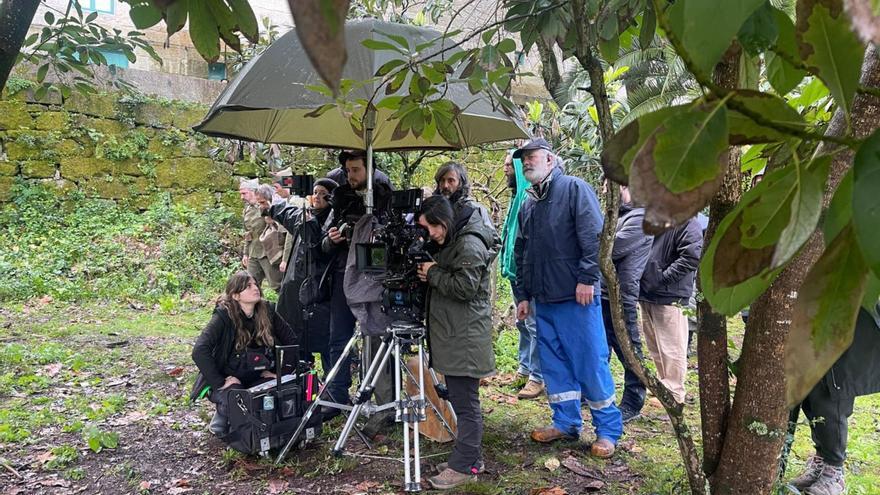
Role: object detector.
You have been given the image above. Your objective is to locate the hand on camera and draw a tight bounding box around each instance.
[221,376,241,390]
[575,283,594,306]
[260,370,277,379]
[516,301,530,321]
[279,261,287,273]
[417,262,436,281]
[328,227,345,244]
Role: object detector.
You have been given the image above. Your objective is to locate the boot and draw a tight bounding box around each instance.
[436,460,485,474]
[530,426,577,443]
[805,464,845,495]
[517,380,545,399]
[209,411,228,436]
[590,437,616,459]
[790,455,825,491]
[428,468,476,490]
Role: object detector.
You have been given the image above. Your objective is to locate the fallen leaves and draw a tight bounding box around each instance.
[267,478,289,494]
[544,457,561,472]
[530,486,567,495]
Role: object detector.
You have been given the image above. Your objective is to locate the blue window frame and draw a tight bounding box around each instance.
[97,49,129,68]
[208,62,227,81]
[76,0,115,14]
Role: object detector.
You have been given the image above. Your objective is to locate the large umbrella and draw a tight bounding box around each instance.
[193,19,529,209]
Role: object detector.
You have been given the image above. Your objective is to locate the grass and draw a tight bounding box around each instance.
[0,300,878,494]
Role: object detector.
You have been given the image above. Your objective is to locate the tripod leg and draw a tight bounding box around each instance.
[276,329,360,464]
[332,336,396,455]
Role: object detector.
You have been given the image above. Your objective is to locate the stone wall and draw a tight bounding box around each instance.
[0,88,331,211]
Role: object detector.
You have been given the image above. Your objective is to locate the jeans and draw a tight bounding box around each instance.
[516,296,542,383]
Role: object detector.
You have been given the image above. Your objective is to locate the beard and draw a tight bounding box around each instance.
[506,172,517,189]
[523,167,545,184]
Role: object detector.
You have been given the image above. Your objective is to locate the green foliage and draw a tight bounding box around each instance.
[5,77,35,96]
[82,424,119,453]
[16,2,160,100]
[97,131,152,162]
[853,128,880,278]
[0,182,236,303]
[46,445,80,470]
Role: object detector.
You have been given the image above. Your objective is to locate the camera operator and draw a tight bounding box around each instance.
[266,178,338,369]
[415,195,497,490]
[191,271,298,437]
[321,150,393,419]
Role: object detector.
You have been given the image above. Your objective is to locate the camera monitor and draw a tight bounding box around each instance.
[391,188,423,211]
[355,242,388,273]
[279,174,315,198]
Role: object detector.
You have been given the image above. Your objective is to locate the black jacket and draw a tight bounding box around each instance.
[821,304,880,399]
[322,181,393,272]
[639,217,703,305]
[326,167,392,190]
[191,302,297,390]
[602,204,653,306]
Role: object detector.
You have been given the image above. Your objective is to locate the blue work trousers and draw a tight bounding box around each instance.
[535,298,623,442]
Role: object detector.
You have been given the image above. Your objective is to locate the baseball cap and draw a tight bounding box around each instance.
[512,138,553,160]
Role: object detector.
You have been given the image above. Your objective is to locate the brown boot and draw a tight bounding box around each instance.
[530,426,577,443]
[590,437,616,459]
[428,468,476,490]
[517,380,545,399]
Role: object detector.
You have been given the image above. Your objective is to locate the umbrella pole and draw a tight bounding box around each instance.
[364,108,376,215]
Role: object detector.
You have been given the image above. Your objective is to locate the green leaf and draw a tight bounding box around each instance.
[45,11,55,25]
[864,272,880,315]
[36,64,49,83]
[784,225,868,408]
[101,432,119,449]
[853,127,880,277]
[738,1,779,55]
[377,30,410,50]
[497,38,517,53]
[164,1,188,38]
[303,104,336,118]
[599,36,620,63]
[385,69,408,95]
[601,105,682,184]
[666,0,765,77]
[795,0,865,121]
[228,0,259,44]
[188,1,220,62]
[482,27,499,44]
[823,168,852,242]
[207,0,242,52]
[129,1,162,30]
[640,6,656,48]
[650,100,729,193]
[375,59,406,77]
[86,11,98,23]
[767,8,807,95]
[599,12,619,41]
[88,436,102,453]
[727,90,806,144]
[362,39,405,54]
[375,95,404,110]
[773,155,831,267]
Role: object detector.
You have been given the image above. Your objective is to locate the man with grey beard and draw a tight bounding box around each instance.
[513,138,623,458]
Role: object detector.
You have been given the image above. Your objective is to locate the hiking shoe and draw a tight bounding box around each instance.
[436,460,485,474]
[620,405,642,424]
[791,455,826,491]
[805,465,845,495]
[517,380,545,399]
[428,468,476,489]
[590,437,616,459]
[530,426,577,443]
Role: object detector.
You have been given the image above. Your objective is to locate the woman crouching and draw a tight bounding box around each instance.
[415,195,497,490]
[192,271,298,435]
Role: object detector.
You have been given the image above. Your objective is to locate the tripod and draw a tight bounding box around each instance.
[276,321,456,492]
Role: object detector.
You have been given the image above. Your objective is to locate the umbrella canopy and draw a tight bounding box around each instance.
[193,19,528,149]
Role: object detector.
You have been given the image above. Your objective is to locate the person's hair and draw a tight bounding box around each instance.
[255,184,274,201]
[315,177,338,193]
[217,271,274,351]
[433,161,470,198]
[418,195,455,233]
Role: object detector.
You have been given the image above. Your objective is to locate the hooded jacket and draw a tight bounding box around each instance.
[425,205,499,378]
[513,167,604,304]
[601,204,653,305]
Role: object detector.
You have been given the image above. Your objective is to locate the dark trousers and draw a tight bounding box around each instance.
[327,274,356,404]
[801,383,855,467]
[446,375,483,473]
[602,297,646,412]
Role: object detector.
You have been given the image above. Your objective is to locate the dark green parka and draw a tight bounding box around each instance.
[425,205,499,379]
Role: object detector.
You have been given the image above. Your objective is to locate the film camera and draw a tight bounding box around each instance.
[278,174,315,198]
[355,189,433,323]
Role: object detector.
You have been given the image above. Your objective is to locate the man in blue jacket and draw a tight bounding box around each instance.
[513,138,623,458]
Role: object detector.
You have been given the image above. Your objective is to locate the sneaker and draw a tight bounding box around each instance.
[517,380,545,399]
[428,468,476,490]
[530,426,577,443]
[805,465,845,495]
[590,437,616,459]
[791,455,826,491]
[436,461,485,474]
[620,405,642,424]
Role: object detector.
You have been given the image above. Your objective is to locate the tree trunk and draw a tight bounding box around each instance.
[712,44,880,495]
[698,46,741,481]
[0,0,40,93]
[535,36,565,106]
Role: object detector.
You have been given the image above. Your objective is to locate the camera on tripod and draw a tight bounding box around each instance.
[355,189,432,323]
[278,173,315,198]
